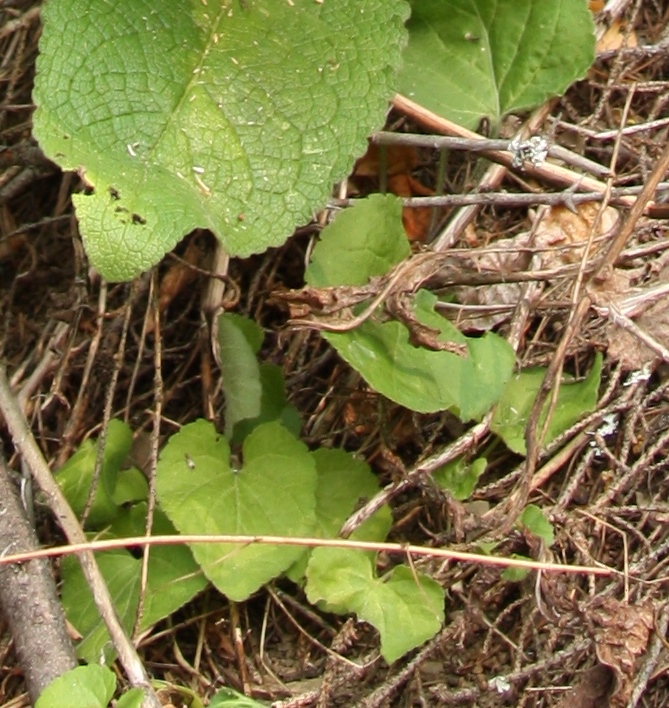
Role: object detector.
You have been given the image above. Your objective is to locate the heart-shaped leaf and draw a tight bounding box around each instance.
[156,420,317,601]
[306,547,444,663]
[306,196,516,417]
[287,448,391,581]
[491,353,602,454]
[325,289,515,418]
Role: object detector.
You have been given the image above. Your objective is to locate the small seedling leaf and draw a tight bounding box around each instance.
[55,419,132,527]
[35,665,116,708]
[434,456,488,500]
[519,504,554,546]
[156,420,317,601]
[491,353,602,454]
[400,0,595,129]
[218,312,264,440]
[501,555,531,582]
[217,313,301,443]
[306,547,444,663]
[209,688,269,708]
[33,0,409,280]
[115,690,145,708]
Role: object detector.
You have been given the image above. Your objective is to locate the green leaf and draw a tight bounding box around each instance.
[232,363,302,443]
[501,555,531,582]
[400,0,595,129]
[306,548,444,663]
[309,449,391,543]
[218,312,264,440]
[112,467,149,506]
[306,195,515,417]
[217,312,301,443]
[434,456,487,500]
[287,448,391,581]
[326,289,515,418]
[306,194,410,287]
[36,665,116,708]
[115,689,145,708]
[491,353,602,455]
[156,420,317,601]
[224,311,265,354]
[150,682,205,708]
[519,504,554,546]
[209,688,269,708]
[33,0,409,281]
[55,419,132,527]
[61,505,207,664]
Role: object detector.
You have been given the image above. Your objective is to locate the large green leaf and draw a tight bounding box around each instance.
[400,0,595,129]
[326,289,515,418]
[306,196,515,417]
[287,448,392,581]
[32,0,408,281]
[156,420,317,601]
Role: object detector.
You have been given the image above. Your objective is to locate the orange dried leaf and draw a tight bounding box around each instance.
[354,142,421,178]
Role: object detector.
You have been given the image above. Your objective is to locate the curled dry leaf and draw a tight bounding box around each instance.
[553,664,613,708]
[532,202,619,269]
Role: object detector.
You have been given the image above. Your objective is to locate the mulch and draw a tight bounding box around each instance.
[2,1,669,706]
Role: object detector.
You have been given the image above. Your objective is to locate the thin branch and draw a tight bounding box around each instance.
[0,365,162,708]
[0,532,613,576]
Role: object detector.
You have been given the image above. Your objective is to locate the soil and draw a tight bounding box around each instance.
[3,1,669,706]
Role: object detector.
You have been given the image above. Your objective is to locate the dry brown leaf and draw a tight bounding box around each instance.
[588,0,639,52]
[454,229,541,330]
[554,664,613,708]
[590,259,669,370]
[388,173,434,243]
[353,142,421,178]
[157,236,203,315]
[454,204,619,331]
[533,203,619,269]
[591,598,654,707]
[597,22,638,52]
